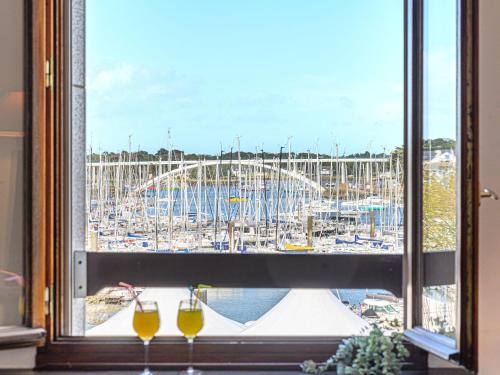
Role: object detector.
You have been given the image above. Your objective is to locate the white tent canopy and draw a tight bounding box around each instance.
[240,289,369,336]
[87,288,369,337]
[87,288,245,337]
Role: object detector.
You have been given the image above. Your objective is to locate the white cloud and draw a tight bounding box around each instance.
[88,63,135,92]
[87,63,203,118]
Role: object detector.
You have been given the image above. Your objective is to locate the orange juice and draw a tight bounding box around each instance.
[133,310,160,341]
[177,308,204,338]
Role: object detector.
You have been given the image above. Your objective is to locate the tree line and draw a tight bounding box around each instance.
[88,138,456,163]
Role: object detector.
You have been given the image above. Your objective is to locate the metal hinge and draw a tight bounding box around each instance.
[44,59,53,88]
[74,251,87,298]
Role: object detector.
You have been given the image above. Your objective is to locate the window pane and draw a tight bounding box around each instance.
[85,0,404,255]
[85,287,402,336]
[0,0,25,326]
[77,0,406,336]
[421,0,458,339]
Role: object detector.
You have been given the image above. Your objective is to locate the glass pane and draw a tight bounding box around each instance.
[0,0,25,326]
[85,0,404,255]
[76,0,406,336]
[85,287,403,336]
[421,0,458,339]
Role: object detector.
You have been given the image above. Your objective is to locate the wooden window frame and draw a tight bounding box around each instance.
[403,0,479,372]
[25,0,478,372]
[0,0,47,351]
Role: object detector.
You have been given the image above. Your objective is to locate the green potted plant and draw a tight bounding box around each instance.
[301,325,409,375]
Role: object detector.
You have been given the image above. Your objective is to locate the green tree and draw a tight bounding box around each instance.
[422,165,457,251]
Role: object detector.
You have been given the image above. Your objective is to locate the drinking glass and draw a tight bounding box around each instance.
[177,299,204,375]
[133,300,160,375]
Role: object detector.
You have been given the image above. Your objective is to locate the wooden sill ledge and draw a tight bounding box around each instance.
[0,326,45,350]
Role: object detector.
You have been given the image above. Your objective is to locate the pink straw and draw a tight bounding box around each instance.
[119,281,144,312]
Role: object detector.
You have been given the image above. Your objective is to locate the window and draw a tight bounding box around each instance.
[0,0,45,350]
[421,0,458,339]
[77,0,406,338]
[403,0,477,369]
[31,0,478,371]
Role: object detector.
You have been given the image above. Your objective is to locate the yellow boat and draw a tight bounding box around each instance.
[282,243,314,251]
[226,197,248,203]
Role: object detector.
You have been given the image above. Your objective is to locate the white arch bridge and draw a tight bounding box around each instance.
[135,159,326,194]
[86,157,390,195]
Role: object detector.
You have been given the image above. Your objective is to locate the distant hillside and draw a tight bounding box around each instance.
[87,138,455,163]
[423,138,456,150]
[88,149,388,163]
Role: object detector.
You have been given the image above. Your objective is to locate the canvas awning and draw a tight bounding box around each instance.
[240,289,369,336]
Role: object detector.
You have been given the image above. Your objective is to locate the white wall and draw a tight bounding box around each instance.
[0,347,35,369]
[478,1,500,375]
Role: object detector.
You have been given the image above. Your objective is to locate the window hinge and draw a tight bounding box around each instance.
[74,251,87,298]
[44,286,50,315]
[44,59,53,88]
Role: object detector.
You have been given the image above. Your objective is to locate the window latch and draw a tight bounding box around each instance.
[44,286,50,315]
[480,187,498,200]
[44,59,53,88]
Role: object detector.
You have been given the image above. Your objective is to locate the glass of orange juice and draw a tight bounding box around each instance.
[177,299,204,375]
[133,300,160,375]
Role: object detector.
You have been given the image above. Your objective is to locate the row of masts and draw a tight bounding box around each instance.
[86,140,403,253]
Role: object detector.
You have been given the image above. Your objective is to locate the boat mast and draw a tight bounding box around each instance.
[114,152,121,245]
[307,150,312,213]
[214,149,222,249]
[254,148,260,249]
[154,157,160,251]
[203,158,208,229]
[286,137,292,239]
[381,147,387,233]
[98,148,103,237]
[197,158,202,250]
[89,145,93,223]
[329,143,334,203]
[316,141,321,202]
[126,135,132,234]
[227,148,233,250]
[275,146,284,250]
[236,136,244,246]
[168,129,173,248]
[261,149,269,245]
[335,144,340,232]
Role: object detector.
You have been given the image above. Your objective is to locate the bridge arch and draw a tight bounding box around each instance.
[135,159,324,193]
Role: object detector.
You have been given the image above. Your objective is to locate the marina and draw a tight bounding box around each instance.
[85,141,404,255]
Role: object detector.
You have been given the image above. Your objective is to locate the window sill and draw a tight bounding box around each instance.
[404,328,459,361]
[0,326,45,350]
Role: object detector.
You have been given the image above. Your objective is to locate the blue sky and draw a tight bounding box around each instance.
[86,0,456,155]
